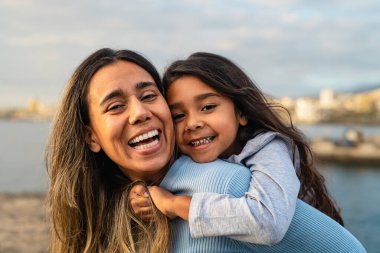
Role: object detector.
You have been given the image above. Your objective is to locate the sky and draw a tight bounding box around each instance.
[0,0,379,108]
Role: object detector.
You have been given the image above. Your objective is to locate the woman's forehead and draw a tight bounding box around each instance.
[87,61,155,101]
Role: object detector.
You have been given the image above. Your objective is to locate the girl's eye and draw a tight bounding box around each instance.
[141,92,158,101]
[172,113,185,122]
[201,104,217,112]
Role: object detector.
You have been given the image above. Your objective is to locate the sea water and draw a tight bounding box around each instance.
[0,120,379,252]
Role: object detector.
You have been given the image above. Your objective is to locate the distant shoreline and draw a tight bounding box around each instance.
[1,117,380,125]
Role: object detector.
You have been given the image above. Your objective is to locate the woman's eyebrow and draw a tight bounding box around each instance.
[99,82,156,107]
[100,89,123,106]
[136,81,156,90]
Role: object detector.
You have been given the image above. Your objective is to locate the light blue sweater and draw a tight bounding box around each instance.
[160,155,366,253]
[189,132,300,244]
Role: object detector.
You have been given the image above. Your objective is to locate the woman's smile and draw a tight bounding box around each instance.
[86,60,175,181]
[128,129,160,150]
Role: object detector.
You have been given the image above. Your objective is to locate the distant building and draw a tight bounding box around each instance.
[294,97,321,123]
[348,88,380,114]
[278,96,295,111]
[375,99,380,112]
[319,89,337,110]
[12,97,57,120]
[28,98,40,113]
[271,86,380,124]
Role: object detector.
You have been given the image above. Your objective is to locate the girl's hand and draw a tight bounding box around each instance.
[148,186,191,220]
[129,184,154,221]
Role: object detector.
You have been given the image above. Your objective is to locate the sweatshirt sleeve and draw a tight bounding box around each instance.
[189,137,300,245]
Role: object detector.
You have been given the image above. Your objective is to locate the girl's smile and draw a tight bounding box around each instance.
[189,136,215,147]
[167,76,247,163]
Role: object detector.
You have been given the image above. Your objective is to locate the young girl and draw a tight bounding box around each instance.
[131,52,343,244]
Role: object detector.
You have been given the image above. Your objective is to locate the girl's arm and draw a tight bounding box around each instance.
[130,138,299,245]
[129,183,191,221]
[189,137,300,245]
[148,186,191,220]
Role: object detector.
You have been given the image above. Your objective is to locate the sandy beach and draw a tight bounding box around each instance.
[0,193,49,253]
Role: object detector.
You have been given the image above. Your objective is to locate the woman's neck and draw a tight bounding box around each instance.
[146,156,175,185]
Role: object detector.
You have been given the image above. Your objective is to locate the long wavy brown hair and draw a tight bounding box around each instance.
[162,52,344,226]
[46,48,170,253]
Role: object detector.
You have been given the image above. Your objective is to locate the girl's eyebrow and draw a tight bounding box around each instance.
[169,92,220,109]
[194,92,221,101]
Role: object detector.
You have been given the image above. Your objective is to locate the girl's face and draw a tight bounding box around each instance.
[166,76,247,163]
[85,60,175,182]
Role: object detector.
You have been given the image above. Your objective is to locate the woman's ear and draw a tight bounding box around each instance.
[84,126,101,152]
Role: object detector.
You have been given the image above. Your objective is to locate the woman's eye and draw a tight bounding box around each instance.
[201,104,217,112]
[141,92,158,101]
[107,104,125,112]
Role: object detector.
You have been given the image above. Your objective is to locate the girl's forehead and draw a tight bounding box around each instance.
[166,76,235,111]
[168,76,218,94]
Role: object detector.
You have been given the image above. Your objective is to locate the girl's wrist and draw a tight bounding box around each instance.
[170,195,191,220]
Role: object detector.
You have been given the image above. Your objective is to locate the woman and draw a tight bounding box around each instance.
[46,48,365,253]
[46,48,174,253]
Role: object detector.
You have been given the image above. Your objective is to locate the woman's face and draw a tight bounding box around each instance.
[85,60,175,182]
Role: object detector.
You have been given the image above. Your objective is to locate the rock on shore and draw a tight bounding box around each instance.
[0,193,49,253]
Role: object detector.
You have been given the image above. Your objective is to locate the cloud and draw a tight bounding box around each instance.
[0,0,379,107]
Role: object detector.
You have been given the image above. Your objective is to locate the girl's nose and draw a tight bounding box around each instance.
[185,116,204,132]
[128,97,152,125]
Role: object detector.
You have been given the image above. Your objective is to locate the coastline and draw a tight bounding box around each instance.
[0,193,49,253]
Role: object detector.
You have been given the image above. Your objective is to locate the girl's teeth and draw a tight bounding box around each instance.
[192,137,212,146]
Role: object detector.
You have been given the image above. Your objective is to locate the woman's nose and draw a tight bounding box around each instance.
[128,97,152,125]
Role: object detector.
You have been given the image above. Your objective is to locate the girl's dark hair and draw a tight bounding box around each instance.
[162,52,344,225]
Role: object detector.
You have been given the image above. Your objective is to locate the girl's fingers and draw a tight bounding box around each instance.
[129,184,151,211]
[129,184,154,220]
[130,184,150,198]
[130,196,151,209]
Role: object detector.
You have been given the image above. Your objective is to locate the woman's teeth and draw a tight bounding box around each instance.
[129,129,159,144]
[129,129,160,150]
[133,139,159,150]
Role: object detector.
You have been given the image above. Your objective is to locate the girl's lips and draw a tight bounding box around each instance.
[189,136,215,147]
